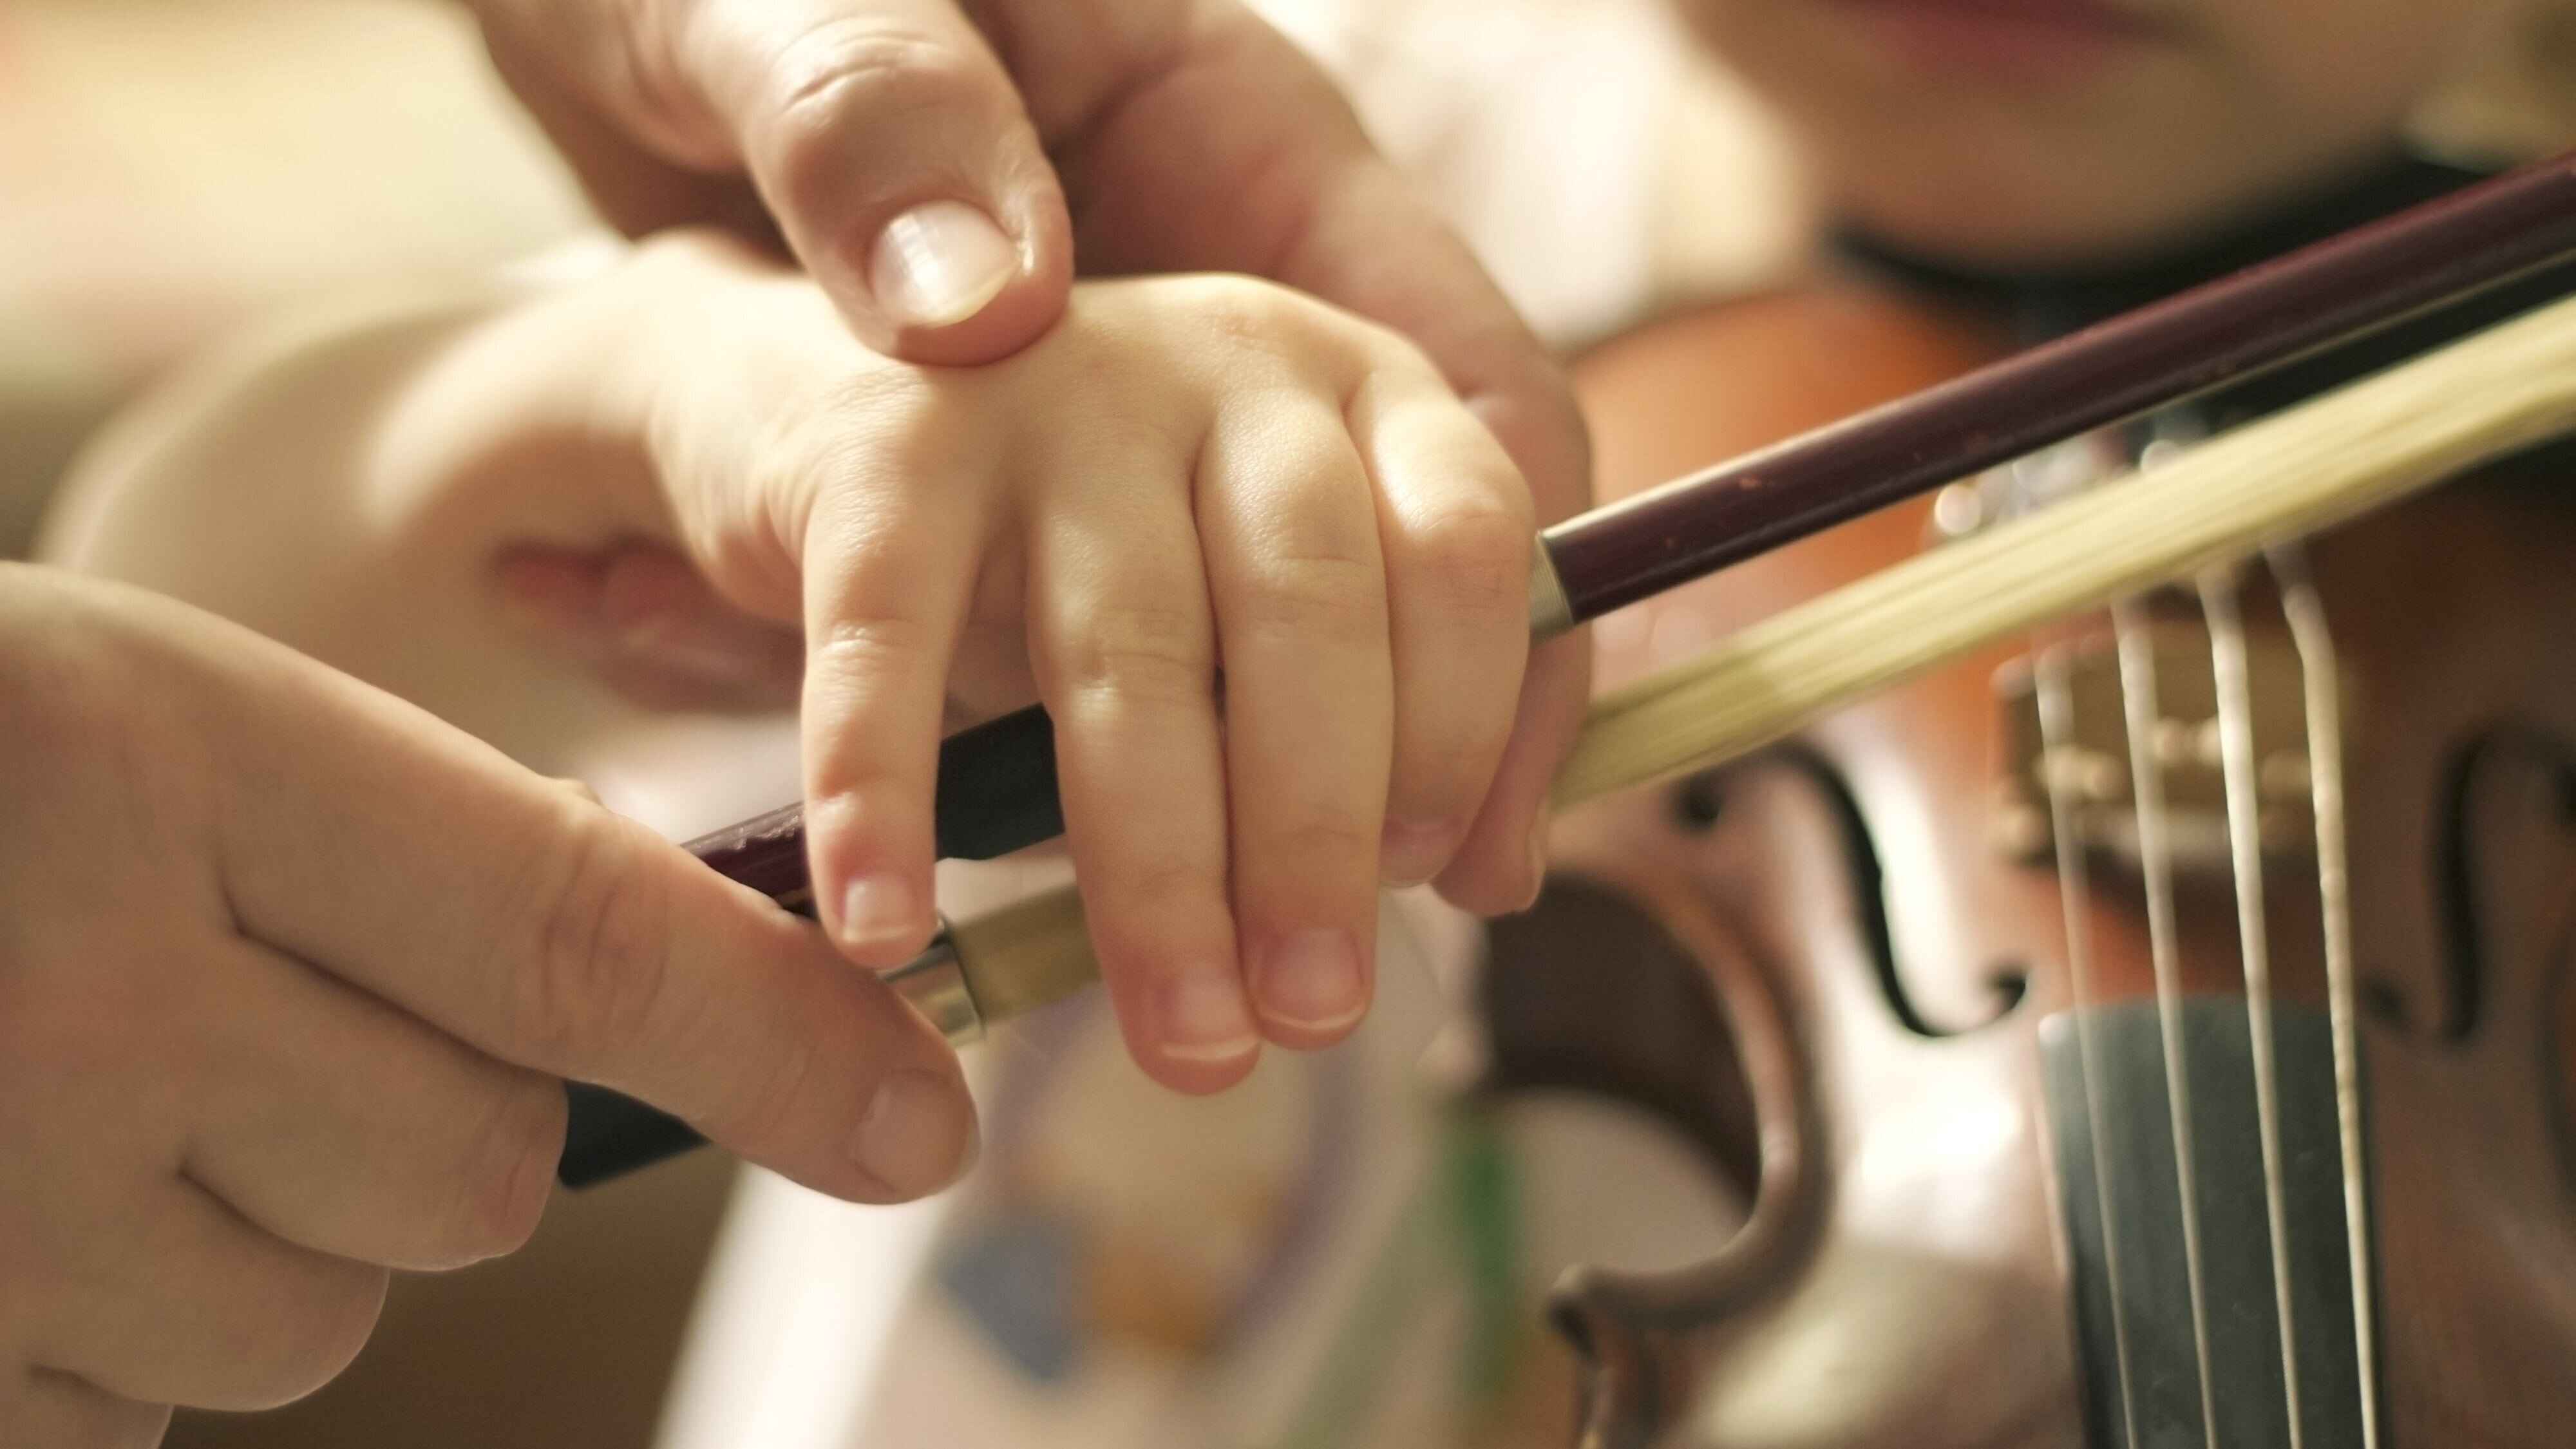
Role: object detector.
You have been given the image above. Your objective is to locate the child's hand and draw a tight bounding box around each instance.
[601,233,1559,1088]
[50,231,1582,1094]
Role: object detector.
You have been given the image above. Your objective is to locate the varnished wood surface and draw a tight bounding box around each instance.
[1542,153,2576,622]
[1536,284,2576,1447]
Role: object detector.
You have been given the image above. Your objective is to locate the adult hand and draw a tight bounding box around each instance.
[0,567,973,1445]
[466,0,1591,917]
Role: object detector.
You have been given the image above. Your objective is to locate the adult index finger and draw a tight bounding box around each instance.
[1007,0,1595,904]
[129,584,977,1204]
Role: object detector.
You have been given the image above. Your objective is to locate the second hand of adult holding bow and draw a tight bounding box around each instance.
[464,0,1594,1047]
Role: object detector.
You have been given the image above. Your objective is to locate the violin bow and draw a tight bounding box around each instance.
[561,153,2576,1186]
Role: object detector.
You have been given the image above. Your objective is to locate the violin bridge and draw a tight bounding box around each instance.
[1992,611,2318,872]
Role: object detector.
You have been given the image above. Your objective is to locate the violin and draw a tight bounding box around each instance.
[558,156,2576,1445]
[1499,241,2576,1442]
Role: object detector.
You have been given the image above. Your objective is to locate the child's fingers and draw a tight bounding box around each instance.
[1027,440,1257,1094]
[1200,400,1394,1050]
[798,477,985,967]
[1435,628,1588,913]
[1354,365,1536,889]
[1428,357,1591,917]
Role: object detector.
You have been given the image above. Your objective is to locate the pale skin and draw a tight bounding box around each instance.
[0,569,974,1446]
[23,0,2531,1438]
[461,0,1594,1024]
[21,241,1543,1437]
[585,238,1549,1081]
[52,234,1549,1092]
[13,0,1596,1438]
[23,252,1535,1437]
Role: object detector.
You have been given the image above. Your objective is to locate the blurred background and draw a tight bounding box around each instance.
[0,3,1797,1444]
[27,3,2576,1446]
[25,3,2570,1447]
[0,0,593,557]
[3,4,728,1444]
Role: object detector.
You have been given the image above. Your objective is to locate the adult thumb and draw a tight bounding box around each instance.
[685,0,1075,363]
[136,576,981,1204]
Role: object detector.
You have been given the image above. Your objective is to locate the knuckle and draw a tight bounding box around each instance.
[1080,857,1223,965]
[1195,275,1303,332]
[426,1076,564,1267]
[737,379,937,571]
[800,612,958,808]
[580,0,727,160]
[1052,605,1211,703]
[717,1023,829,1170]
[804,368,949,473]
[1233,553,1385,648]
[1188,279,1340,372]
[1396,730,1502,798]
[756,21,996,218]
[1365,323,1443,376]
[505,813,678,1077]
[240,1262,386,1410]
[1116,855,1219,918]
[1410,498,1536,621]
[810,607,937,661]
[1386,769,1501,848]
[806,614,941,692]
[1257,817,1378,873]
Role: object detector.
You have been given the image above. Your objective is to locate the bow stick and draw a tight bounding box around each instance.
[560,155,2576,1186]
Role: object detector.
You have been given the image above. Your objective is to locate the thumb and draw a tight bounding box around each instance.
[666,0,1076,363]
[147,586,974,1202]
[472,0,1073,362]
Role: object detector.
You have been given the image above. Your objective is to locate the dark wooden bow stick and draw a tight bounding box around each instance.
[560,151,2576,1188]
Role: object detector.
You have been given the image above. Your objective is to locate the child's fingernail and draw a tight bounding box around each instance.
[838,871,920,949]
[1157,967,1260,1064]
[852,1068,977,1196]
[1255,929,1366,1035]
[1380,819,1457,887]
[868,200,1018,328]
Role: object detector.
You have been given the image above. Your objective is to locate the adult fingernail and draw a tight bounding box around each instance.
[852,1068,977,1196]
[838,871,920,949]
[1380,819,1458,887]
[1157,967,1260,1064]
[868,200,1018,328]
[1254,929,1365,1034]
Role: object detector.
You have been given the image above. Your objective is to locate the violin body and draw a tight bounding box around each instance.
[1482,285,2576,1446]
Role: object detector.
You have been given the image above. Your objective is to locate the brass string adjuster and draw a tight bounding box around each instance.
[878,919,985,1045]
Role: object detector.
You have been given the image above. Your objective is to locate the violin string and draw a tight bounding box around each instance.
[2034,639,2145,1449]
[2268,542,2381,1449]
[2109,596,2221,1448]
[2200,564,2308,1449]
